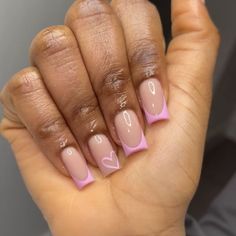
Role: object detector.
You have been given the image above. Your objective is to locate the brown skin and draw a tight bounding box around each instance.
[0,0,220,236]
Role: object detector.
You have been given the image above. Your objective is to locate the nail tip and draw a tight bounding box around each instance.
[145,98,169,124]
[122,132,148,157]
[103,167,121,177]
[73,171,95,190]
[102,160,121,177]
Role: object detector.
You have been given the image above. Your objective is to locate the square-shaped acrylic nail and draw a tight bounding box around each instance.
[88,134,120,177]
[139,78,169,124]
[115,110,148,156]
[61,147,94,189]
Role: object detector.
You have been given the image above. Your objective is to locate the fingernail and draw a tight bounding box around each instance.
[139,78,169,124]
[115,110,148,156]
[88,134,120,177]
[61,147,94,189]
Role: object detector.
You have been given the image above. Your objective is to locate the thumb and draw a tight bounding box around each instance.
[167,0,220,137]
[168,0,220,110]
[161,0,220,184]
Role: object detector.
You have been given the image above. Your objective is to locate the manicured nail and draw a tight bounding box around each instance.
[88,134,120,177]
[139,78,169,124]
[115,110,148,156]
[61,147,94,189]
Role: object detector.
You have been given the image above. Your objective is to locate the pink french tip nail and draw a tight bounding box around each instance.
[139,78,169,125]
[88,134,120,177]
[61,147,94,189]
[115,110,148,156]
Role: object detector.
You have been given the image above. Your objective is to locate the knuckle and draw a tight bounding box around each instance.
[0,86,18,124]
[173,13,203,36]
[68,95,100,123]
[98,65,130,97]
[65,0,113,26]
[30,25,74,58]
[197,22,220,41]
[173,11,221,47]
[130,38,160,66]
[114,0,158,18]
[130,38,160,77]
[196,26,221,49]
[36,116,66,140]
[0,84,7,106]
[115,0,155,9]
[8,67,42,97]
[0,118,12,140]
[209,26,221,47]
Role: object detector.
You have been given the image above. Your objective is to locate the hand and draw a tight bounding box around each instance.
[0,0,220,236]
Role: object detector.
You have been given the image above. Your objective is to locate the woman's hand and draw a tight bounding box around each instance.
[0,0,220,236]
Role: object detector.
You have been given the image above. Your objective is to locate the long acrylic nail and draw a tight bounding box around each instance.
[88,134,120,177]
[115,110,148,156]
[139,78,169,124]
[61,147,94,189]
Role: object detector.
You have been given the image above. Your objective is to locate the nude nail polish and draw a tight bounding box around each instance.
[139,78,169,124]
[61,147,94,189]
[88,134,120,177]
[115,110,148,156]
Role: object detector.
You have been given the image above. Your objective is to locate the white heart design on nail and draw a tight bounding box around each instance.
[102,151,120,169]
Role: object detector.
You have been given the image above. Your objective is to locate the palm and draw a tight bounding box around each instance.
[4,70,208,235]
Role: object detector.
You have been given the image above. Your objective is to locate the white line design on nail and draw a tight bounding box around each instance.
[66,148,73,156]
[95,135,103,144]
[102,151,120,169]
[148,81,156,95]
[123,111,132,127]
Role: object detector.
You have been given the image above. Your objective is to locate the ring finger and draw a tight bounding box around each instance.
[30,26,120,177]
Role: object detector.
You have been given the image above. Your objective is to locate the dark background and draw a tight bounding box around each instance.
[0,0,236,235]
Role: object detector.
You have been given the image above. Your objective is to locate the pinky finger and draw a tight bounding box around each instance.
[1,67,94,189]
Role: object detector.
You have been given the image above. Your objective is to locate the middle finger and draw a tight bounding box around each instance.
[65,0,148,156]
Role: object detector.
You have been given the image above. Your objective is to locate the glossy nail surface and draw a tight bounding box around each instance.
[61,147,94,189]
[115,110,148,156]
[88,134,120,176]
[139,78,169,124]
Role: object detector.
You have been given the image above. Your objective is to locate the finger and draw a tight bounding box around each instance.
[30,26,121,177]
[169,0,220,103]
[166,0,220,171]
[1,67,94,189]
[65,0,148,156]
[167,0,220,129]
[111,0,169,124]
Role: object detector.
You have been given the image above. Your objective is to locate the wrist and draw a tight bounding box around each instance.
[160,226,185,236]
[157,219,186,236]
